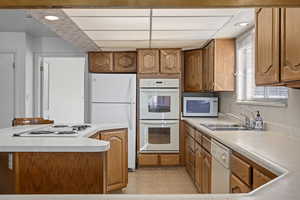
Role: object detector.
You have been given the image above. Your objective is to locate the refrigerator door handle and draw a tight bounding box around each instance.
[128,104,132,130]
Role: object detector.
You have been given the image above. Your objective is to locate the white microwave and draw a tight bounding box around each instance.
[183,97,218,117]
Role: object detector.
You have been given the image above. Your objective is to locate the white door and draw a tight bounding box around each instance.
[0,53,14,128]
[41,60,50,119]
[91,74,136,103]
[43,57,85,124]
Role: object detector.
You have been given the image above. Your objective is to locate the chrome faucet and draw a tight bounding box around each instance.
[239,113,252,129]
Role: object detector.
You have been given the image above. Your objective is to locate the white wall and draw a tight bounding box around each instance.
[0,32,26,117]
[45,57,85,124]
[220,88,300,129]
[0,33,86,120]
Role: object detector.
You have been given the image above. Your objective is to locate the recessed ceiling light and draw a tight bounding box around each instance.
[235,22,249,27]
[44,15,59,21]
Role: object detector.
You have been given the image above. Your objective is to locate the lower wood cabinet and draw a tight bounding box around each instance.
[99,129,128,192]
[194,143,203,192]
[138,153,180,166]
[253,168,273,189]
[230,174,251,193]
[202,149,212,194]
[183,121,278,195]
[230,152,278,193]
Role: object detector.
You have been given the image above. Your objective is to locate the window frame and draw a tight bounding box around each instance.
[235,28,288,107]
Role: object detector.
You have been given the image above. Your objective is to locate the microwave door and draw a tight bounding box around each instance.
[184,98,218,117]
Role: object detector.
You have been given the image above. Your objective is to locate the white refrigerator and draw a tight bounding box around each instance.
[90,74,136,170]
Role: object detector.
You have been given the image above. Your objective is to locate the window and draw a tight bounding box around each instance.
[236,29,288,103]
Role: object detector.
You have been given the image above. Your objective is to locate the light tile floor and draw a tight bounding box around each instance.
[110,167,199,194]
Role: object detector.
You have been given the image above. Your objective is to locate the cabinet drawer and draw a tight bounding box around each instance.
[160,154,180,166]
[187,125,195,138]
[230,174,251,193]
[253,168,272,189]
[138,154,159,166]
[202,135,211,153]
[195,130,202,144]
[188,135,195,152]
[231,154,251,186]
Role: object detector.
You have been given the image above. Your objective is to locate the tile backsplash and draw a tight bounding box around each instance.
[220,88,300,132]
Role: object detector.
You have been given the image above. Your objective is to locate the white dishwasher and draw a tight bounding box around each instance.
[211,139,231,194]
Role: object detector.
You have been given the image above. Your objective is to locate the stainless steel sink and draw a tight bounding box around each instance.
[200,123,252,131]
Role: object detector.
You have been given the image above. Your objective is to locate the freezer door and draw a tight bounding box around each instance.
[91,74,136,103]
[91,103,136,169]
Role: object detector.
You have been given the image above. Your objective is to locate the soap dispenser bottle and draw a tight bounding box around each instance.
[254,111,264,130]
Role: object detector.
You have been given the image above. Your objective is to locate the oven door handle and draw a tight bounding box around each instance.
[141,121,178,125]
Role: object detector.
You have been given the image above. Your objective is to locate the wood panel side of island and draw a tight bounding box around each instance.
[0,152,107,194]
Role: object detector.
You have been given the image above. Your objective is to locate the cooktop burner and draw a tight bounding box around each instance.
[71,125,91,131]
[29,131,54,135]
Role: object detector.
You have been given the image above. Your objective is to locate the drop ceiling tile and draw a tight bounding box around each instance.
[152,9,240,16]
[152,30,215,40]
[152,17,231,30]
[63,9,150,16]
[85,31,149,40]
[151,40,207,48]
[214,9,255,38]
[95,40,149,48]
[70,17,149,30]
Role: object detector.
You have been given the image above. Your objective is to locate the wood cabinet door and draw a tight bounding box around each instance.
[201,149,211,194]
[255,8,280,85]
[202,47,209,91]
[137,49,159,73]
[114,52,137,72]
[160,49,181,74]
[194,143,203,193]
[214,39,235,91]
[208,41,215,91]
[253,168,272,189]
[281,8,300,82]
[230,174,251,193]
[100,129,128,192]
[89,52,113,73]
[184,50,204,91]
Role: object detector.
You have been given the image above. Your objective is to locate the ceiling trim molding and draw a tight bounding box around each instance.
[0,0,299,8]
[29,9,101,52]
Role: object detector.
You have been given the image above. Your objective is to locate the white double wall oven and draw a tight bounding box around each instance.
[139,79,180,153]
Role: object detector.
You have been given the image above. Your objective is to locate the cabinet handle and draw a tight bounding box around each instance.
[232,186,241,193]
[263,64,273,74]
[285,60,300,71]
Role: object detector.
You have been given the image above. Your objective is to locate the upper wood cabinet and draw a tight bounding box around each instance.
[255,8,280,85]
[184,50,204,92]
[89,52,114,73]
[137,49,182,74]
[160,49,181,74]
[255,8,300,87]
[89,52,137,73]
[114,52,137,72]
[99,129,128,192]
[185,39,235,92]
[281,8,300,82]
[137,49,160,73]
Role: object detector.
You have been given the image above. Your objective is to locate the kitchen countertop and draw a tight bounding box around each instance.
[0,123,128,152]
[1,116,300,200]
